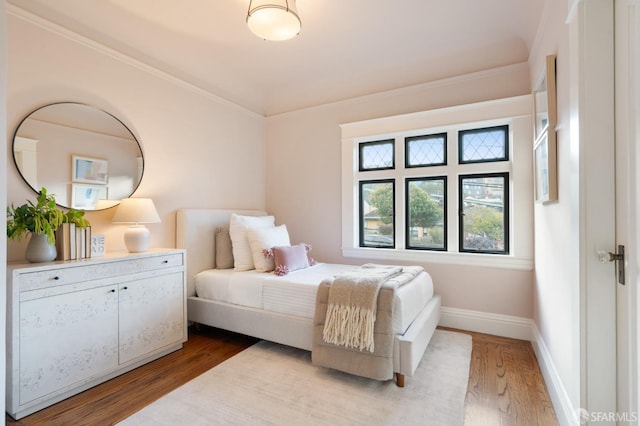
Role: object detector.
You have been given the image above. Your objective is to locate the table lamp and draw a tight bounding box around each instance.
[112,198,161,252]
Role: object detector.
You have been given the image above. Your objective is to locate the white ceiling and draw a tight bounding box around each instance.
[8,0,546,116]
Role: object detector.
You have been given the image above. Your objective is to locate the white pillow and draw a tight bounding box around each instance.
[229,214,275,271]
[247,225,290,272]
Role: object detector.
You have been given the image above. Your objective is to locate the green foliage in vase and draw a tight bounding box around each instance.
[7,188,91,245]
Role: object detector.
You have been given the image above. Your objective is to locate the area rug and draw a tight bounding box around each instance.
[119,329,471,426]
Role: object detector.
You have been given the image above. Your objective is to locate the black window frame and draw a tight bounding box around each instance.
[404,133,447,168]
[358,139,395,172]
[359,179,395,248]
[405,176,448,251]
[458,125,509,164]
[458,172,510,255]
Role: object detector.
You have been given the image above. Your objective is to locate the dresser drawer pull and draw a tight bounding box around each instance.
[162,260,169,264]
[110,289,116,293]
[53,276,60,280]
[122,286,128,290]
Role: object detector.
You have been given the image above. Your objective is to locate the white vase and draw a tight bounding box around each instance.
[25,233,57,263]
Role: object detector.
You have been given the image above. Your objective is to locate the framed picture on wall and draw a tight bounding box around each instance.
[533,54,557,141]
[534,129,558,203]
[72,155,108,185]
[71,184,108,209]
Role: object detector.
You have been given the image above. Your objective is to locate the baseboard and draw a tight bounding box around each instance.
[530,323,576,426]
[439,306,533,340]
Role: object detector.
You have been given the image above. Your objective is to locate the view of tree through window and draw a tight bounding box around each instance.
[360,180,394,247]
[459,173,508,254]
[406,178,446,250]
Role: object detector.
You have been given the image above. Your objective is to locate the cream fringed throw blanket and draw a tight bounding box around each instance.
[322,264,421,353]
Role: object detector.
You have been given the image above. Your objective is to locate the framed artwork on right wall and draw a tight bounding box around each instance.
[534,128,558,203]
[533,54,558,203]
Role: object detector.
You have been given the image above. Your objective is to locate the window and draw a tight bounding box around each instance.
[356,125,510,255]
[459,173,508,254]
[340,96,533,270]
[406,177,446,250]
[405,133,447,167]
[359,140,394,171]
[459,125,508,163]
[360,180,395,248]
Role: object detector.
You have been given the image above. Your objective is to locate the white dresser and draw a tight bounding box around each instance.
[6,249,187,420]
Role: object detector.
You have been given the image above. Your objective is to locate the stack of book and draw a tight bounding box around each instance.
[55,224,92,261]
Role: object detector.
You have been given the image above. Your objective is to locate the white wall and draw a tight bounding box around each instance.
[529,0,580,416]
[265,64,535,319]
[1,0,9,416]
[6,10,266,261]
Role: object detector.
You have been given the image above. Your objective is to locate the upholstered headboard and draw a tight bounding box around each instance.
[176,208,268,297]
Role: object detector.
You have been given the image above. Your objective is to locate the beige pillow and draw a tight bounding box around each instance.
[215,227,234,269]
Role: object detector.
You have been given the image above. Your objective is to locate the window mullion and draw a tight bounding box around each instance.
[396,177,405,249]
[448,130,460,252]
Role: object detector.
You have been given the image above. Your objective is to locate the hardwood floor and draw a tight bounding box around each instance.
[446,328,559,426]
[7,326,558,426]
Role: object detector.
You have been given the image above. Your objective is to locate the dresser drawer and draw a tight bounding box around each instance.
[18,252,184,292]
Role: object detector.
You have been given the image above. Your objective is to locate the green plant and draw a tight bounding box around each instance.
[7,188,90,245]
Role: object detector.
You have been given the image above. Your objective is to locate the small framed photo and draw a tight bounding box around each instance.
[533,55,557,141]
[72,155,109,184]
[71,184,108,209]
[534,129,558,203]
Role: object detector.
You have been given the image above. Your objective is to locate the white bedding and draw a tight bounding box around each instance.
[194,263,434,334]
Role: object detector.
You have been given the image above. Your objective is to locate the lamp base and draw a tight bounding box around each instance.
[124,225,151,253]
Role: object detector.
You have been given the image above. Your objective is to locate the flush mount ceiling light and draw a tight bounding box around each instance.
[247,0,301,41]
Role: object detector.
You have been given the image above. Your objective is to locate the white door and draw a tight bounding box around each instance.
[614,0,639,420]
[575,0,617,420]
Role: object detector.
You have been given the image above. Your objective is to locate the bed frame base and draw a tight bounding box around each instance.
[188,297,314,350]
[189,294,441,387]
[177,209,441,387]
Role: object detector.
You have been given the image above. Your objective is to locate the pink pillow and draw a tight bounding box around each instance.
[268,243,316,276]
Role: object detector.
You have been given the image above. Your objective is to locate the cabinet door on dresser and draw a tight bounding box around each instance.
[118,271,185,364]
[18,284,119,405]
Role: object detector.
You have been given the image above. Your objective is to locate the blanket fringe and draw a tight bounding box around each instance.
[323,304,376,353]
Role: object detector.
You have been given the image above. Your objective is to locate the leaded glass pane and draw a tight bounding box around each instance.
[459,125,508,163]
[359,140,394,171]
[405,133,446,167]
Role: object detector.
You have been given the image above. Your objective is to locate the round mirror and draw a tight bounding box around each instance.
[12,103,143,210]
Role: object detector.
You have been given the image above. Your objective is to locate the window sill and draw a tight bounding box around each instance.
[342,247,533,271]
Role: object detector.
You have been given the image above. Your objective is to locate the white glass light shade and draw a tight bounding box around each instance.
[112,198,161,253]
[247,0,301,41]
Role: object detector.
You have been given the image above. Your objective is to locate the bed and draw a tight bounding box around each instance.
[176,208,441,386]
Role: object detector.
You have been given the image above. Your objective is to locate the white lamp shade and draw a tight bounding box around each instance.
[247,0,301,41]
[112,198,161,224]
[112,198,160,253]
